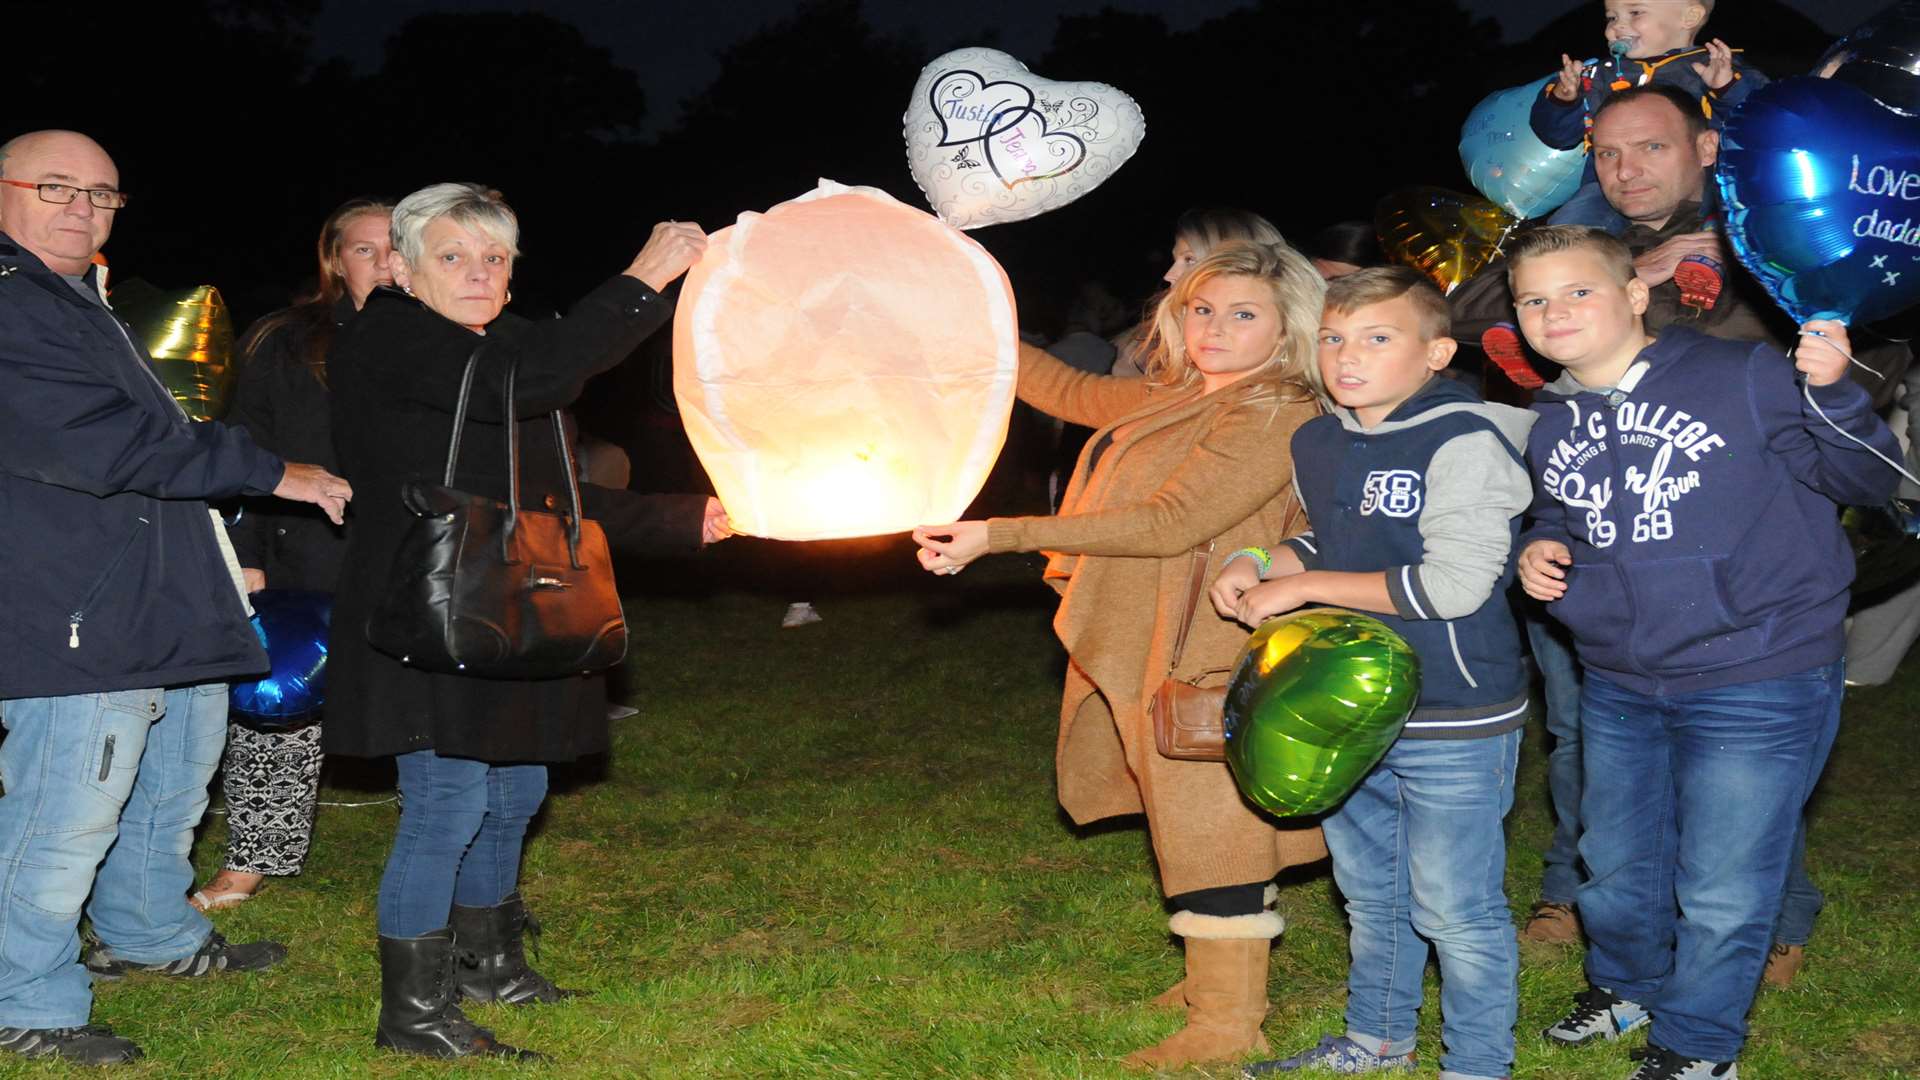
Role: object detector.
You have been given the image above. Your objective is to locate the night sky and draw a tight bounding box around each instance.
[312,0,1880,135]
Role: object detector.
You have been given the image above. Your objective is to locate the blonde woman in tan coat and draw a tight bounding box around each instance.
[915,242,1330,1070]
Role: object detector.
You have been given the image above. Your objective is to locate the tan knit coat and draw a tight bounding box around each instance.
[988,345,1328,896]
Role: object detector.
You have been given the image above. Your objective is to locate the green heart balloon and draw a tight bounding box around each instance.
[1223,608,1421,818]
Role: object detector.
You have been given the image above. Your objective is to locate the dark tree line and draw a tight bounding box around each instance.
[11,0,1832,336]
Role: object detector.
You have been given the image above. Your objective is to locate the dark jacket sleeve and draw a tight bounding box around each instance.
[0,309,284,500]
[1448,256,1517,347]
[1749,344,1901,507]
[1529,80,1587,150]
[225,320,298,568]
[1707,60,1767,119]
[580,485,708,556]
[346,277,669,423]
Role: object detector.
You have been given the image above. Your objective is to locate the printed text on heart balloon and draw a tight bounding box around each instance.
[1850,155,1920,246]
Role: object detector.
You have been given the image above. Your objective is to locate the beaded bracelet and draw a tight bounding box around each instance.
[1225,545,1273,577]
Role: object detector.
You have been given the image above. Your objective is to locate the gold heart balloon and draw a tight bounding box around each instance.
[110,281,237,421]
[1374,187,1518,295]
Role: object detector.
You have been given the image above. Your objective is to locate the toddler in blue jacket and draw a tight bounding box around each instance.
[1511,226,1896,1080]
[1218,267,1535,1080]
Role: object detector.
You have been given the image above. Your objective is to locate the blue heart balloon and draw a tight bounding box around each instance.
[1459,75,1588,219]
[1717,76,1920,324]
[230,588,331,728]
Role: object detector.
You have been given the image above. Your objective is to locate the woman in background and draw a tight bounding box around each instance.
[1110,207,1286,377]
[193,197,394,911]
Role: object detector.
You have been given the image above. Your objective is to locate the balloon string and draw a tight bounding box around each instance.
[1801,380,1920,488]
[1494,221,1517,257]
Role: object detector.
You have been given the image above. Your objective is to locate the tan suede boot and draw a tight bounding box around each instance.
[1147,887,1278,1011]
[1122,910,1283,1070]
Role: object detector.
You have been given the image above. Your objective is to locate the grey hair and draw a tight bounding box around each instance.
[390,182,520,266]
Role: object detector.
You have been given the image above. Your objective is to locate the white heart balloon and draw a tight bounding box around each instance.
[904,47,1146,230]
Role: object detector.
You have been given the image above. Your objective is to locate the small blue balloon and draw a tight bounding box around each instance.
[1717,76,1920,325]
[1459,76,1588,220]
[230,589,330,727]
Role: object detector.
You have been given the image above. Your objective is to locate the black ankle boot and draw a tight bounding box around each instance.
[375,930,544,1060]
[452,892,581,1005]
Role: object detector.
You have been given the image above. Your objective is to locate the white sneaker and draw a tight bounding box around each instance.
[781,602,823,629]
[1625,1045,1737,1079]
[1543,986,1650,1046]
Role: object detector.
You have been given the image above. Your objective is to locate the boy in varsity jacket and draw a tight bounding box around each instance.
[1510,226,1895,1080]
[1219,267,1535,1080]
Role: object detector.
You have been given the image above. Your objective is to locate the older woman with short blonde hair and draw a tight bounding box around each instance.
[915,242,1330,1070]
[326,182,728,1061]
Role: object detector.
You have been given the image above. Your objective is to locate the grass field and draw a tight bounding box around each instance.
[20,536,1920,1078]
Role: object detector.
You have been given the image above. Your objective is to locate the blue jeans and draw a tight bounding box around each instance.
[1774,818,1823,947]
[1546,180,1628,231]
[1323,731,1523,1080]
[377,749,548,938]
[1525,609,1585,905]
[0,686,226,1028]
[1577,662,1844,1062]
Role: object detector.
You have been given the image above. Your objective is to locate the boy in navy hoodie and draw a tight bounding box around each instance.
[1532,0,1764,229]
[1218,267,1535,1080]
[1510,226,1896,1080]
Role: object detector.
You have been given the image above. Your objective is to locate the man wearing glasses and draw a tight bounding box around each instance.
[0,129,353,1065]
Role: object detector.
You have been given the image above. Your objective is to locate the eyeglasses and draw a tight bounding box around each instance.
[0,180,129,210]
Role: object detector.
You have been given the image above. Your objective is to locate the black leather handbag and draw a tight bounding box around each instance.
[365,347,627,678]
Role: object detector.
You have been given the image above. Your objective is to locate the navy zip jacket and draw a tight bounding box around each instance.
[1523,326,1898,695]
[0,234,284,699]
[1282,377,1536,738]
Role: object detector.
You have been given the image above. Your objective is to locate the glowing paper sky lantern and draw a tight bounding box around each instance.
[673,180,1018,540]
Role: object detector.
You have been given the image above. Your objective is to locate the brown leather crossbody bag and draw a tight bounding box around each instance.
[1150,498,1302,761]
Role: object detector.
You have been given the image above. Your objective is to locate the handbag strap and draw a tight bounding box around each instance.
[1164,485,1307,678]
[440,344,588,569]
[441,345,489,486]
[1166,540,1215,677]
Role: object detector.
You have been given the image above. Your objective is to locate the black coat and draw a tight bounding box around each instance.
[227,296,355,591]
[0,234,280,697]
[324,277,706,762]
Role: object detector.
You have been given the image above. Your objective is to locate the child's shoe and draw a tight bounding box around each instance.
[1518,900,1581,944]
[1672,255,1724,313]
[1760,941,1804,988]
[780,601,823,628]
[1625,1045,1737,1079]
[1479,323,1546,389]
[1542,986,1650,1046]
[1244,1034,1415,1075]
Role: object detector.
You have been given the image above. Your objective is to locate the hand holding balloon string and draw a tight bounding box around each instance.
[1795,321,1920,488]
[913,521,988,576]
[1211,546,1306,625]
